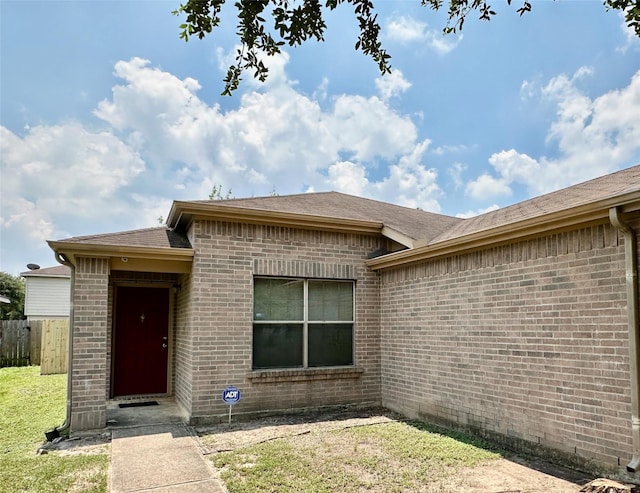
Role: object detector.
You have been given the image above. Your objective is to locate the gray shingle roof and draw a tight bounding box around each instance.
[52,165,639,251]
[432,165,640,244]
[55,227,191,249]
[193,192,463,243]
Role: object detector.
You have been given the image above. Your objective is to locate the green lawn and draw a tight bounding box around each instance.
[0,366,108,493]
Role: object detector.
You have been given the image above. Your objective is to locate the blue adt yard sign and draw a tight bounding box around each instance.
[222,386,241,425]
[222,386,241,405]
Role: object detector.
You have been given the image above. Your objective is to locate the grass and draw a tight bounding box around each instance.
[212,419,502,493]
[0,366,108,493]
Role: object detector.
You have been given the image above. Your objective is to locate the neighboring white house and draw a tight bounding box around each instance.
[20,265,71,321]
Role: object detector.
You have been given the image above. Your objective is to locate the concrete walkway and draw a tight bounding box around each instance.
[110,423,226,492]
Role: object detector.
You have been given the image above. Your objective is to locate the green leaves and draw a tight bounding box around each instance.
[353,1,392,76]
[423,0,534,34]
[173,0,223,42]
[174,0,639,95]
[0,272,25,320]
[605,0,640,37]
[174,0,392,95]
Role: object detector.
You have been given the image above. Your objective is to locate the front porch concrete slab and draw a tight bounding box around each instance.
[109,423,225,493]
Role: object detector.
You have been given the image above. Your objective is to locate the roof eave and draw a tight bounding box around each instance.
[167,201,384,235]
[21,273,70,279]
[47,241,195,263]
[367,190,640,271]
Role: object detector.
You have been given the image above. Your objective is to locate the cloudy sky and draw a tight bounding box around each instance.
[1,1,640,276]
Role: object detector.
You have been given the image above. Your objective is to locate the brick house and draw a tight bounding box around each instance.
[48,165,640,474]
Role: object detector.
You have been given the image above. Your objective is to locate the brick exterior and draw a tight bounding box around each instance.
[380,222,633,468]
[186,220,382,422]
[70,257,110,430]
[174,269,193,416]
[65,208,640,474]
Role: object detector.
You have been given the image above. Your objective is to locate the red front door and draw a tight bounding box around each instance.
[113,286,169,397]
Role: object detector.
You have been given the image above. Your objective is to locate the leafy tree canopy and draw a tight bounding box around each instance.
[174,0,640,95]
[0,272,25,320]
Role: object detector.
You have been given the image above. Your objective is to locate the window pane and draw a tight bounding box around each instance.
[253,324,303,369]
[308,281,353,321]
[308,323,353,367]
[254,278,303,321]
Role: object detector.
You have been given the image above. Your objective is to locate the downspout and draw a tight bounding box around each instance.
[53,252,75,437]
[610,207,640,472]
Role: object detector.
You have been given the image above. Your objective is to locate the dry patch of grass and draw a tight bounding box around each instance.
[201,410,589,493]
[207,414,501,493]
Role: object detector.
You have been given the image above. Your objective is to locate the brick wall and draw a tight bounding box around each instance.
[71,257,110,431]
[187,220,382,422]
[380,222,633,469]
[174,270,193,415]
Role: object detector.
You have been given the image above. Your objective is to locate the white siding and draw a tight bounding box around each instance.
[24,277,70,317]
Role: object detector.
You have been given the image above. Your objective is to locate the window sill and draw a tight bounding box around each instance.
[247,367,364,383]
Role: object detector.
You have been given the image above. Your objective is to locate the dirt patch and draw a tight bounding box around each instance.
[196,408,597,493]
[198,409,394,453]
[39,432,111,457]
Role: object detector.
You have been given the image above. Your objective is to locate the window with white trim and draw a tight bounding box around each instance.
[252,277,354,369]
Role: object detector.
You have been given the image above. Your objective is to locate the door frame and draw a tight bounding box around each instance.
[110,282,174,398]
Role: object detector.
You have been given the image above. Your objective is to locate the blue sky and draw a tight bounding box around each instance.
[1,0,639,276]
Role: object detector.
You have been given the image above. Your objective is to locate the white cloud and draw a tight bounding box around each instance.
[0,122,146,272]
[327,139,442,211]
[89,56,425,201]
[375,70,411,101]
[448,162,467,189]
[2,53,446,272]
[467,67,640,198]
[519,79,537,101]
[487,150,540,186]
[314,77,329,101]
[465,173,512,200]
[433,144,473,155]
[328,94,417,161]
[327,161,367,197]
[378,140,441,211]
[0,197,54,244]
[0,123,144,228]
[385,15,428,44]
[384,15,461,54]
[428,31,462,55]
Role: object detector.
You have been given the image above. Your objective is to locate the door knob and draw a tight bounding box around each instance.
[162,343,168,349]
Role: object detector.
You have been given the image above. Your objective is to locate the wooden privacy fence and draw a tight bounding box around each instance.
[40,319,68,375]
[0,320,40,367]
[0,319,68,374]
